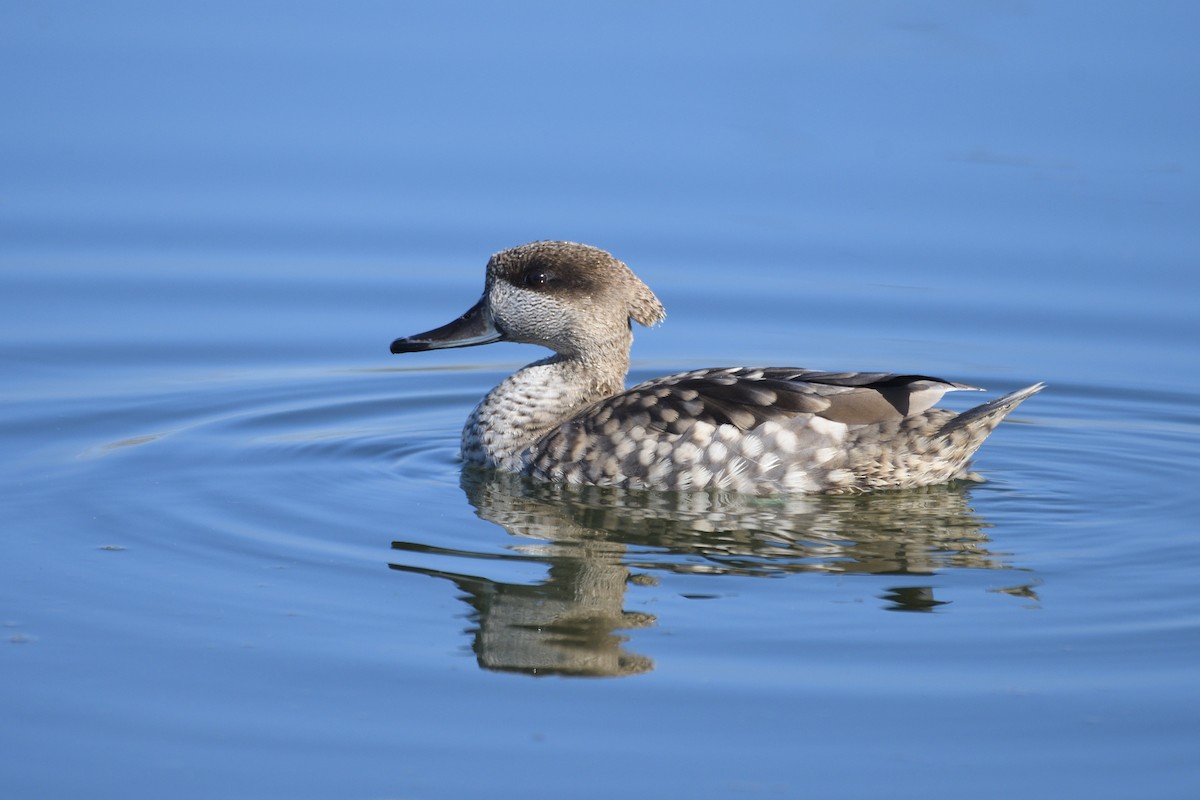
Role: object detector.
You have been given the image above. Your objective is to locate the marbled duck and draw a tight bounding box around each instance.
[390,241,1043,494]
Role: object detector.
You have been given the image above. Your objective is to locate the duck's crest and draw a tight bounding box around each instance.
[622,258,666,327]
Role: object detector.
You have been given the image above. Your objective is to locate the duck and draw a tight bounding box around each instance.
[390,241,1043,494]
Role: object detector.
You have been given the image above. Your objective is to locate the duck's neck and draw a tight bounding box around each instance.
[461,335,631,469]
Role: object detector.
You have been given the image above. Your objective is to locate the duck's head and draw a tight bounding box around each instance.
[390,241,665,358]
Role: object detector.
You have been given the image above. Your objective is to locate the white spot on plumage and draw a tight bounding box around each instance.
[614,437,636,460]
[726,455,749,479]
[814,446,839,464]
[809,415,848,440]
[738,436,763,460]
[772,427,798,454]
[690,422,715,445]
[783,467,817,493]
[825,469,855,488]
[637,446,656,467]
[757,452,781,473]
[675,442,700,464]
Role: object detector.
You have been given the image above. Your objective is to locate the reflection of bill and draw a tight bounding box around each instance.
[389,471,1037,677]
[389,545,654,678]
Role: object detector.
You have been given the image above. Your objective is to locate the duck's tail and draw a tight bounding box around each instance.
[836,382,1043,491]
[935,382,1045,482]
[940,382,1045,437]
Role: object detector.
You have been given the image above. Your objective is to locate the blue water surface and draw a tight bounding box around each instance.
[3,3,1199,799]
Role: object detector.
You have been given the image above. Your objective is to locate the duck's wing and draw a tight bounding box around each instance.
[613,368,982,434]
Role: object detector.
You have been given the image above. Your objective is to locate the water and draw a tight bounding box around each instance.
[4,3,1199,799]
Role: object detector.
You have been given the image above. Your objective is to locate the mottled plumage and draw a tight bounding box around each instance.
[391,241,1043,494]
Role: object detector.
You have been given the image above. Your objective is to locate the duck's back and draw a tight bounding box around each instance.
[520,368,1043,494]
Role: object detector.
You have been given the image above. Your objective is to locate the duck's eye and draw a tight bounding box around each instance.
[524,269,549,288]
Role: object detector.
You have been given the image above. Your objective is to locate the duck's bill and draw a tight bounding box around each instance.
[390,297,504,353]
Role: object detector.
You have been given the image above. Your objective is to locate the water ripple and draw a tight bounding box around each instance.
[11,361,1199,679]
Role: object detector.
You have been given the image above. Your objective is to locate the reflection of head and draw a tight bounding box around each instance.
[389,540,655,678]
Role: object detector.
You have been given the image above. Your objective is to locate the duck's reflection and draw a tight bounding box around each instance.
[389,471,1035,677]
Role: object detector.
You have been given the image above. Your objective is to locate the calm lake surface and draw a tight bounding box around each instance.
[3,3,1199,799]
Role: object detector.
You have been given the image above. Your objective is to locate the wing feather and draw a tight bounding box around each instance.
[587,368,979,431]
